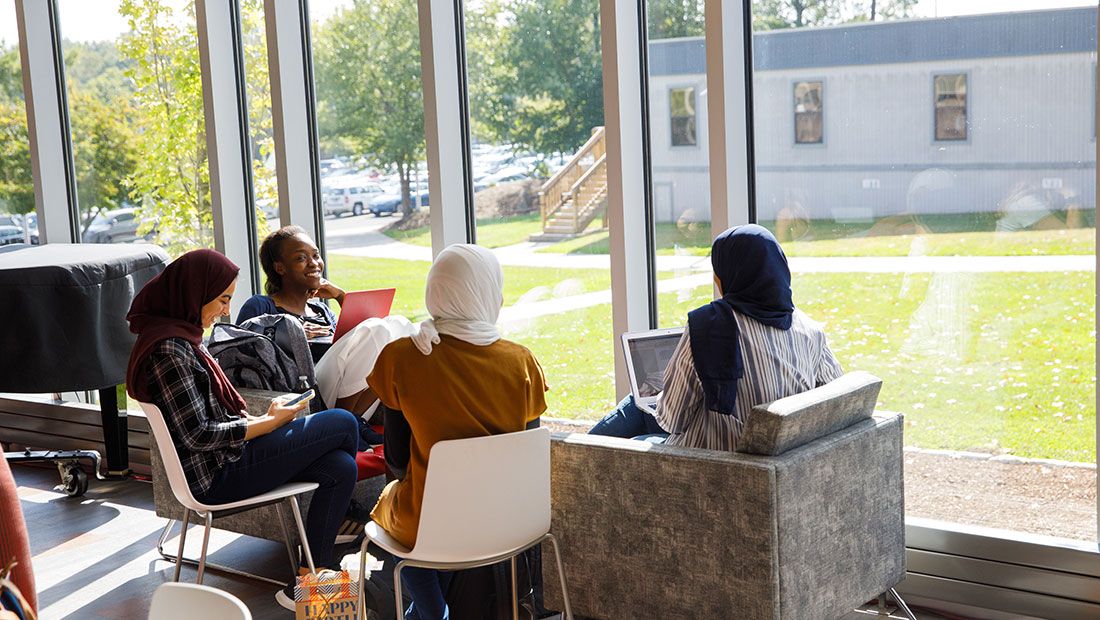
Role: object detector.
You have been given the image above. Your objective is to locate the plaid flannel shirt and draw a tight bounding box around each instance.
[147,338,248,497]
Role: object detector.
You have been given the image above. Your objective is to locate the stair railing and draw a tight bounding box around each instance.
[569,153,607,233]
[539,127,606,228]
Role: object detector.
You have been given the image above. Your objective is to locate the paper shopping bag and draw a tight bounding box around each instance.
[294,569,359,620]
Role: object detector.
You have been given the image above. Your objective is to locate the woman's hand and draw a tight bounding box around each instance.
[243,397,310,439]
[300,318,333,339]
[309,277,346,307]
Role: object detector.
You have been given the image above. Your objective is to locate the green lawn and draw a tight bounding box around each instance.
[538,221,1095,258]
[328,232,1096,463]
[383,213,544,249]
[326,254,612,322]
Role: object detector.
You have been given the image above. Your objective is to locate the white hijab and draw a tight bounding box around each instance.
[411,244,503,355]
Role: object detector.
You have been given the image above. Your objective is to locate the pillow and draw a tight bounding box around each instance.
[736,371,882,456]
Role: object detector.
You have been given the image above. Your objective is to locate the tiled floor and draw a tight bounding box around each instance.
[14,463,948,620]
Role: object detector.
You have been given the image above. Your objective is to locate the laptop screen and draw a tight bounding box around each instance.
[625,329,683,398]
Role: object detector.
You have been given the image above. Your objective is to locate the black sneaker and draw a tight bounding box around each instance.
[275,580,296,611]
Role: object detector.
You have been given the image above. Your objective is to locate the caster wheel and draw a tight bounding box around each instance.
[63,465,88,497]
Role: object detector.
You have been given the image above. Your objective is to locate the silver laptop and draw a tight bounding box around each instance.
[621,326,685,414]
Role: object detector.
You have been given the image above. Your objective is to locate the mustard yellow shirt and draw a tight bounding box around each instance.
[368,334,547,548]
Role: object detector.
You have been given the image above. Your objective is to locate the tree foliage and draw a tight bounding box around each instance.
[648,0,705,39]
[0,45,32,216]
[312,0,424,214]
[468,0,604,158]
[118,0,211,252]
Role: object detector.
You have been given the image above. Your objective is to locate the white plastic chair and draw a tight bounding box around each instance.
[357,427,573,620]
[148,582,251,620]
[140,401,319,584]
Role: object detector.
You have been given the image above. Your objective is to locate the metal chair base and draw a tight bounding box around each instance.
[155,498,315,586]
[359,532,574,620]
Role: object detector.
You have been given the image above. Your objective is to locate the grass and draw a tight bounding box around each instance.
[331,215,1096,462]
[326,254,612,322]
[538,218,1095,258]
[383,212,543,249]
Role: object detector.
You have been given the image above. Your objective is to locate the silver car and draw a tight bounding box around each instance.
[322,183,383,217]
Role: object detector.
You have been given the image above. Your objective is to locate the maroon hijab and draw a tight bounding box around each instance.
[126,249,247,414]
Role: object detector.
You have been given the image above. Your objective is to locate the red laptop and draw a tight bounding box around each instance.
[331,288,397,342]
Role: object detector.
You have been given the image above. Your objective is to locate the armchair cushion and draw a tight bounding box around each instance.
[737,370,883,456]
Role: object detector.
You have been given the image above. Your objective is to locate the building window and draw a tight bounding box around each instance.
[793,80,823,144]
[670,87,697,146]
[934,73,968,141]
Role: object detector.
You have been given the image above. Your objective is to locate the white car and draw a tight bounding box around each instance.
[322,182,383,217]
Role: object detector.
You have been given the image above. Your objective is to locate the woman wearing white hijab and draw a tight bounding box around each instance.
[366,244,548,620]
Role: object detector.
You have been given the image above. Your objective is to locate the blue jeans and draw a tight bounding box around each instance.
[588,395,669,443]
[398,563,453,620]
[198,408,359,568]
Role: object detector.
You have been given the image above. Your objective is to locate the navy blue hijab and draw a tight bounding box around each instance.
[687,224,794,415]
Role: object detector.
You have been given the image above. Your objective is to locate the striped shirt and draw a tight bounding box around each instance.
[146,338,248,497]
[654,308,844,451]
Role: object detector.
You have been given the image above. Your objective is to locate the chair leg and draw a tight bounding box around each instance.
[545,533,574,620]
[174,510,191,582]
[275,502,300,576]
[393,560,406,620]
[289,496,316,573]
[197,512,214,584]
[510,554,519,620]
[889,588,918,620]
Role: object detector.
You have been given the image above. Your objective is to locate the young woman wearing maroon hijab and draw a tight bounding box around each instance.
[126,249,358,610]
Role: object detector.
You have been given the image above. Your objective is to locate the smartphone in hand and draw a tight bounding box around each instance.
[283,388,315,407]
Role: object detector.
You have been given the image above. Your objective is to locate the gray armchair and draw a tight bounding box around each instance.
[541,371,906,620]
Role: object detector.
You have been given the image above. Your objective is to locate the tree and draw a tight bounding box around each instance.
[117,0,274,252]
[0,45,33,216]
[312,0,424,215]
[470,0,604,159]
[648,0,705,40]
[67,86,140,232]
[118,0,211,253]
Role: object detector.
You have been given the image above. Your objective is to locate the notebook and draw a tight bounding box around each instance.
[621,326,685,415]
[331,288,397,342]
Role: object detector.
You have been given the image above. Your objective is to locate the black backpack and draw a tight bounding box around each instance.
[207,321,301,392]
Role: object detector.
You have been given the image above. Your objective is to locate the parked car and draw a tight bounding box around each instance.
[24,213,39,244]
[369,183,429,216]
[0,225,25,246]
[82,207,154,244]
[0,213,22,229]
[323,182,383,217]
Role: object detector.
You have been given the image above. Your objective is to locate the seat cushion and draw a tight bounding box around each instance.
[736,371,882,456]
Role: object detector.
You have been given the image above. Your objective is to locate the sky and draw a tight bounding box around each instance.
[0,0,1096,48]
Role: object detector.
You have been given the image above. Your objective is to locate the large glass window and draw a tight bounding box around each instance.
[0,6,35,246]
[465,0,614,420]
[645,1,713,332]
[59,0,207,255]
[750,5,1096,542]
[934,72,967,141]
[310,0,431,321]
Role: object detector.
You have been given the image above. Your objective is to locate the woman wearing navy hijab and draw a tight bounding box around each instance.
[589,224,843,450]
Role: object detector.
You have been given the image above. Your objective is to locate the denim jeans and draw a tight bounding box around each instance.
[398,564,453,620]
[198,408,359,568]
[588,395,669,443]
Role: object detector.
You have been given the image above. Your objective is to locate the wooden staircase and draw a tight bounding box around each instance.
[535,127,608,239]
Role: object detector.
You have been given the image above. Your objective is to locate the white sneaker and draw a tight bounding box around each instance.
[275,582,296,611]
